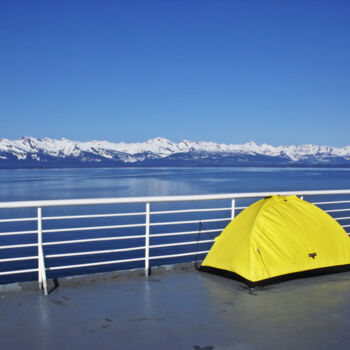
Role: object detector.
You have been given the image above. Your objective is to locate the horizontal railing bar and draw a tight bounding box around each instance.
[236,206,248,210]
[0,243,38,249]
[312,200,350,205]
[46,246,145,258]
[342,224,350,228]
[150,207,231,215]
[150,229,222,238]
[150,218,230,226]
[43,212,146,221]
[0,230,37,236]
[0,268,38,276]
[150,240,214,249]
[1,189,350,208]
[0,217,36,223]
[42,235,145,246]
[0,256,38,263]
[42,223,145,233]
[47,257,145,270]
[150,250,210,260]
[325,208,350,213]
[335,217,350,221]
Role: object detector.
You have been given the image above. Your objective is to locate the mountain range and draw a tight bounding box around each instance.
[0,136,350,168]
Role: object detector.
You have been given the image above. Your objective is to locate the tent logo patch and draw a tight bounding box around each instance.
[309,252,317,259]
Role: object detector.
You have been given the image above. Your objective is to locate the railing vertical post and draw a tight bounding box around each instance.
[231,199,236,220]
[145,202,150,277]
[37,207,48,295]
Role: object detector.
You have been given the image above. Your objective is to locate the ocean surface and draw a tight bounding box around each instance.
[1,167,350,201]
[1,167,350,283]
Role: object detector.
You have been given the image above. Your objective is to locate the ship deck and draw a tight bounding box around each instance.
[2,267,350,350]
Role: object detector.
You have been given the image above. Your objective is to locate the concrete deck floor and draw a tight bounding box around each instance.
[2,268,350,350]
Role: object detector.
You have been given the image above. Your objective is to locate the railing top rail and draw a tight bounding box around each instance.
[0,189,350,209]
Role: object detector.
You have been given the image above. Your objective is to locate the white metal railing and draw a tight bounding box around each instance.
[1,189,350,295]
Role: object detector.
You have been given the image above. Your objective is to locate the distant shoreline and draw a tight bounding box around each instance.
[1,164,350,170]
[2,137,350,169]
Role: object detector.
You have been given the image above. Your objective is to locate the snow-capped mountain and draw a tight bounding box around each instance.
[1,136,350,168]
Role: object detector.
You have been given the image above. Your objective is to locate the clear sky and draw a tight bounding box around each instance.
[1,0,350,146]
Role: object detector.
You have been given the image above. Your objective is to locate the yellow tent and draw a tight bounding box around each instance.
[201,195,350,286]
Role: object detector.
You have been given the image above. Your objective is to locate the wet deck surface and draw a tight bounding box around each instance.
[2,268,350,350]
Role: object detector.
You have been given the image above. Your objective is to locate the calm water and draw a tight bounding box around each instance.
[1,167,350,201]
[1,167,350,284]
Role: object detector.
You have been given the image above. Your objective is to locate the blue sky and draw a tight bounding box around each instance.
[1,0,350,146]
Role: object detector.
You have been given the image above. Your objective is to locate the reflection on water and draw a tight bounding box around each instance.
[0,167,349,201]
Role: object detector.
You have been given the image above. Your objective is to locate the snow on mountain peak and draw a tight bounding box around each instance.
[147,137,172,144]
[0,136,350,166]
